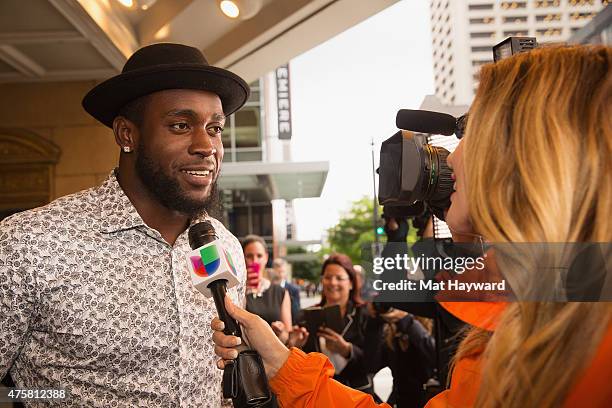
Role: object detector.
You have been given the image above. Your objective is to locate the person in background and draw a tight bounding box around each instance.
[367,307,436,408]
[272,258,301,325]
[242,235,292,344]
[301,253,383,398]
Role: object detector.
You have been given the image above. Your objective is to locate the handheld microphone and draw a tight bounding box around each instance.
[396,109,457,136]
[188,221,242,337]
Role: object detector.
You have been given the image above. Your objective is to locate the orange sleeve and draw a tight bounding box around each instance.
[269,348,391,408]
[424,353,484,408]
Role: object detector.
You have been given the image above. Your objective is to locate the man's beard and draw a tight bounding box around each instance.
[135,144,222,219]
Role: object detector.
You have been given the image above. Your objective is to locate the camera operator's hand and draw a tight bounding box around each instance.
[317,327,352,358]
[380,308,409,324]
[383,216,409,242]
[211,296,290,378]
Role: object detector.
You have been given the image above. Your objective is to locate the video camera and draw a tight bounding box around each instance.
[377,37,536,224]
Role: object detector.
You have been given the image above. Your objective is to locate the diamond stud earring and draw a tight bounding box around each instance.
[122,146,132,153]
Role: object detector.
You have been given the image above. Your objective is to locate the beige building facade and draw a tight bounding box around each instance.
[0,80,116,219]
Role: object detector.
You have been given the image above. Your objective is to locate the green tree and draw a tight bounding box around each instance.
[287,246,321,282]
[325,196,384,264]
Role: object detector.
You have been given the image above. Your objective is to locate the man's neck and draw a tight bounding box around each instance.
[116,166,190,246]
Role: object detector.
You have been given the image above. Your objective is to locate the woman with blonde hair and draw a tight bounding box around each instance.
[211,44,612,407]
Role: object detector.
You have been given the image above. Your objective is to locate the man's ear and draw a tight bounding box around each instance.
[113,116,138,152]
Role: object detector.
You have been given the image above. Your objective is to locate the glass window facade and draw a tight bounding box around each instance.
[227,203,273,241]
[222,80,263,163]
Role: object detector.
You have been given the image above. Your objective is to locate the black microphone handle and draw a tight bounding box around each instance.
[208,279,243,338]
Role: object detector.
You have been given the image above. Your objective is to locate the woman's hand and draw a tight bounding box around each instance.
[317,327,352,358]
[287,325,309,348]
[211,296,291,378]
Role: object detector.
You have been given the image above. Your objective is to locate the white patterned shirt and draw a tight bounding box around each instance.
[0,171,246,407]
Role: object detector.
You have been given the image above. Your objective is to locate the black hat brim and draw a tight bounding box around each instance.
[82,64,250,128]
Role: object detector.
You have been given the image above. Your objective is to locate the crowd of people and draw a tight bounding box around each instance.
[238,233,442,407]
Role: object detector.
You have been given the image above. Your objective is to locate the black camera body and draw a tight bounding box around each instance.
[378,121,454,221]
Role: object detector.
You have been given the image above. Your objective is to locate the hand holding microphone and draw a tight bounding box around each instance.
[211,297,291,379]
[187,221,271,407]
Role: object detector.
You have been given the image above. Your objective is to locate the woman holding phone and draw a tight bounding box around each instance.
[242,235,292,344]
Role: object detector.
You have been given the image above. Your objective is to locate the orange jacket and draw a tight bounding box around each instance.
[269,302,612,407]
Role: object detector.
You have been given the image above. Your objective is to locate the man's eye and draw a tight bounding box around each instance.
[171,123,189,131]
[209,126,224,135]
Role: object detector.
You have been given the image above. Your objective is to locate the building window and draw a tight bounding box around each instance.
[470,17,495,24]
[223,80,263,162]
[536,13,562,21]
[536,28,563,36]
[470,31,495,38]
[569,12,597,21]
[503,30,529,36]
[534,0,561,7]
[472,59,491,66]
[503,16,528,23]
[468,4,494,10]
[501,1,527,9]
[568,0,595,5]
[471,45,491,52]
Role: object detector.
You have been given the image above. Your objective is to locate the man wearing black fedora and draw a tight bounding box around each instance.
[0,43,249,406]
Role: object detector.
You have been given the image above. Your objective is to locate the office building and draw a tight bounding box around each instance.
[430,0,607,105]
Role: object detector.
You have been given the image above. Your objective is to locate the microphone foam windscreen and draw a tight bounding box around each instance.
[396,109,456,136]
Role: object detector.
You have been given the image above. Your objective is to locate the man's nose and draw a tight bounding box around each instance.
[188,127,215,157]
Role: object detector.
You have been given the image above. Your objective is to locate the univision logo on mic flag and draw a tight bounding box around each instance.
[190,244,237,278]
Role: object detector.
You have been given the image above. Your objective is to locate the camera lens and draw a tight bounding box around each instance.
[421,144,453,219]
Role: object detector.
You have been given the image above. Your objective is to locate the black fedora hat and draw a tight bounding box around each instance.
[82,43,250,128]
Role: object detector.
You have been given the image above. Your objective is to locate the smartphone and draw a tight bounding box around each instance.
[247,262,261,289]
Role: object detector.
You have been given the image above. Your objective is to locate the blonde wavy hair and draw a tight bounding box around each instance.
[456,45,612,407]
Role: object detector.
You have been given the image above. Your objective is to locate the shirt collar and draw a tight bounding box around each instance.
[96,170,146,234]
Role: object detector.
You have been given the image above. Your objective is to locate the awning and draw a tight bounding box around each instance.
[219,161,329,201]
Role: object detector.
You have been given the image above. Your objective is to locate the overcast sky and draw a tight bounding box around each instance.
[288,0,434,241]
